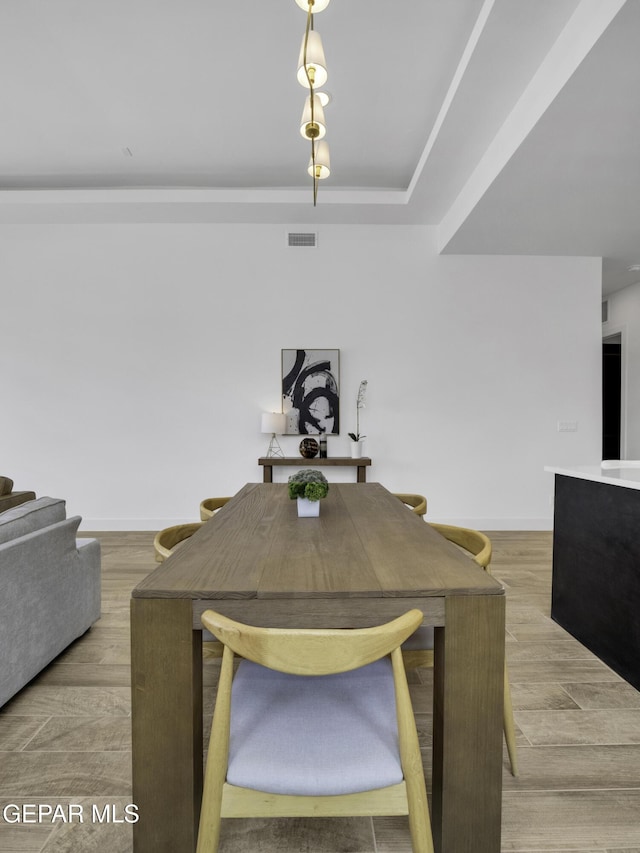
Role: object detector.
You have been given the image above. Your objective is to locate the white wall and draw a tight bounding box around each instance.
[2,223,602,530]
[604,281,640,456]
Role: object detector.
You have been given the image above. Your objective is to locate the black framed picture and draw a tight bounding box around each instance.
[281,349,340,435]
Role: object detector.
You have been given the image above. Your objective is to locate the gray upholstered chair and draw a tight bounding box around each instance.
[197,609,434,853]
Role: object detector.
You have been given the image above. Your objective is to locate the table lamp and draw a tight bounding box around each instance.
[261,412,286,458]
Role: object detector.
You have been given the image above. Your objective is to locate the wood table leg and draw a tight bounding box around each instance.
[431,594,504,853]
[131,598,203,853]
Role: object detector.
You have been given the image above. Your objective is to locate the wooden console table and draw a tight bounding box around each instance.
[259,456,372,483]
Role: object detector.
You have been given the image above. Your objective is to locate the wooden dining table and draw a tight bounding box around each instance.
[131,482,505,853]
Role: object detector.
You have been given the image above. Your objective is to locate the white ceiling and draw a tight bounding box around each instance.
[1,0,638,294]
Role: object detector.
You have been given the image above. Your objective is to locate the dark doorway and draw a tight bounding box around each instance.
[602,339,621,459]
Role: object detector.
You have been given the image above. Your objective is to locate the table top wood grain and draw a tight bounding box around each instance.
[133,483,502,601]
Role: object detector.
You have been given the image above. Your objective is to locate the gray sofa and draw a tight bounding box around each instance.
[0,497,101,708]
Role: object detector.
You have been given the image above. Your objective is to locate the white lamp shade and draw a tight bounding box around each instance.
[261,412,286,434]
[308,140,330,179]
[297,30,328,88]
[295,0,331,12]
[300,94,326,140]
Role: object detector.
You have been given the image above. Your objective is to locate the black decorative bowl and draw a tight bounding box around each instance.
[299,438,319,459]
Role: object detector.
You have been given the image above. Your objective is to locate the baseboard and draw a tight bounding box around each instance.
[427,517,553,532]
[79,518,197,532]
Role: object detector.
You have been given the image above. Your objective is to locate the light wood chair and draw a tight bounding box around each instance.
[393,493,427,516]
[153,523,203,562]
[402,522,518,776]
[199,496,232,521]
[197,609,434,853]
[153,522,221,659]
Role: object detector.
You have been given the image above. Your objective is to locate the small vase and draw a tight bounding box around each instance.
[299,437,319,459]
[350,441,363,458]
[297,497,320,517]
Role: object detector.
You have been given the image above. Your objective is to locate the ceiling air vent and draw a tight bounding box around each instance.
[287,231,317,248]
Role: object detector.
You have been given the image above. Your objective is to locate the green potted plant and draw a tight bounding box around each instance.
[288,469,329,517]
[348,379,368,458]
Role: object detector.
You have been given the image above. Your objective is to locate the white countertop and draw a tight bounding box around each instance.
[545,462,640,490]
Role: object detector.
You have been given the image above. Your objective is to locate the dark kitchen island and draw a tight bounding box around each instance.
[546,462,640,692]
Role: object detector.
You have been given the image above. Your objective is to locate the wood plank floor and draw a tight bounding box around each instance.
[1,530,639,852]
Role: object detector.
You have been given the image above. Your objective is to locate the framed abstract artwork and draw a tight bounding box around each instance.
[282,349,340,435]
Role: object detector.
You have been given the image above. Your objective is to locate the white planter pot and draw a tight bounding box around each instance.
[297,497,320,517]
[350,441,363,458]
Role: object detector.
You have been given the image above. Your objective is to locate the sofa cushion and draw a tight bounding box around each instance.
[0,497,66,545]
[0,477,14,496]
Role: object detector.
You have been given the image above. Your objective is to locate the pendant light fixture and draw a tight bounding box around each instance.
[295,0,331,206]
[308,139,330,179]
[300,93,327,140]
[296,30,328,88]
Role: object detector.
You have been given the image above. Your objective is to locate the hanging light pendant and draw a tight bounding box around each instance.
[297,30,328,88]
[295,0,331,205]
[308,140,330,179]
[300,93,327,140]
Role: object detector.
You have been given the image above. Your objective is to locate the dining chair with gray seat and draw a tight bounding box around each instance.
[153,521,222,659]
[393,493,427,516]
[199,496,232,521]
[153,522,203,563]
[196,608,434,853]
[401,521,518,776]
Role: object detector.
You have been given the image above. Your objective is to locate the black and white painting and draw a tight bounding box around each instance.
[282,349,340,435]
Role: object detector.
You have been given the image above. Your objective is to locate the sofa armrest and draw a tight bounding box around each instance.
[76,538,101,615]
[0,517,101,708]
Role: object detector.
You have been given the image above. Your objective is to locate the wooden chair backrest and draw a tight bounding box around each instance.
[199,497,232,521]
[200,609,424,676]
[429,523,492,570]
[394,493,427,516]
[153,522,203,562]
